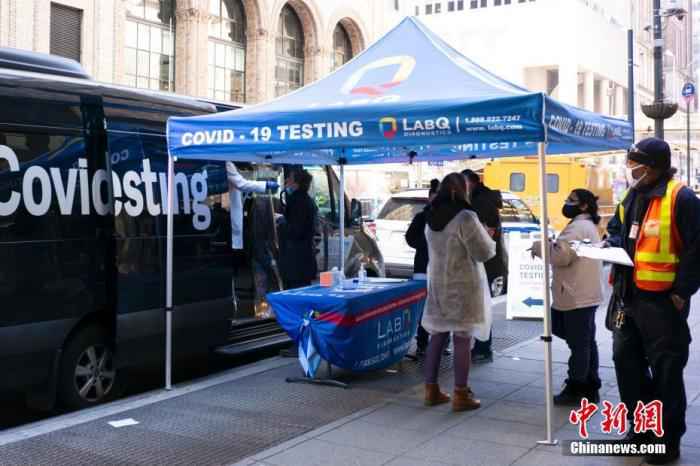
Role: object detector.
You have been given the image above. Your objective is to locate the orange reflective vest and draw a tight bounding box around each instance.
[619,180,683,292]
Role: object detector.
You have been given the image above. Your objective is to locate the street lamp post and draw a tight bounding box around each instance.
[653,0,664,138]
[643,2,685,138]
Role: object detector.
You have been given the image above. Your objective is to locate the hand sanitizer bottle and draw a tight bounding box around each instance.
[358,263,367,282]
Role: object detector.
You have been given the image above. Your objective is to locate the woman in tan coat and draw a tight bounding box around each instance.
[532,189,604,405]
[422,173,496,411]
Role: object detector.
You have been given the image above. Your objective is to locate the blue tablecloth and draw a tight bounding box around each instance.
[267,280,427,376]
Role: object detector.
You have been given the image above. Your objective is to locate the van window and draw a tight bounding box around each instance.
[547,174,559,193]
[0,129,89,240]
[307,167,332,221]
[0,87,83,129]
[509,172,525,192]
[377,198,426,221]
[500,198,536,223]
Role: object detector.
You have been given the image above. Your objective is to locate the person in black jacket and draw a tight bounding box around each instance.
[462,169,505,363]
[278,168,318,289]
[606,138,700,465]
[406,179,440,355]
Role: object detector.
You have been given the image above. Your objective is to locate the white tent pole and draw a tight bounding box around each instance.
[536,142,557,446]
[165,153,174,391]
[339,163,346,274]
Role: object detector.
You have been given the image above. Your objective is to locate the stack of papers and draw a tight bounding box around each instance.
[575,244,633,267]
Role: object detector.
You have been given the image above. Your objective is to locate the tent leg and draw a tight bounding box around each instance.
[165,154,175,391]
[339,163,345,274]
[535,142,558,447]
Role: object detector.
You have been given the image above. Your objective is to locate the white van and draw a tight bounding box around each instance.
[374,190,542,288]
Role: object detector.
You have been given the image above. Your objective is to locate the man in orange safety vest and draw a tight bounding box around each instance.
[606,137,700,465]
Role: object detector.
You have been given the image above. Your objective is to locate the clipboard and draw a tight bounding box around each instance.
[574,244,633,267]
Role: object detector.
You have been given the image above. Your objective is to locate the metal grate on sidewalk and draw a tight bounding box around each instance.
[0,319,543,466]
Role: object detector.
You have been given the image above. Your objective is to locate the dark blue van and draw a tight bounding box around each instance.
[0,49,383,410]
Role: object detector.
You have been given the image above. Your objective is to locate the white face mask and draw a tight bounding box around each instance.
[625,164,647,188]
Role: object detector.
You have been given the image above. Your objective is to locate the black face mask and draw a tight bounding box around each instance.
[562,204,580,219]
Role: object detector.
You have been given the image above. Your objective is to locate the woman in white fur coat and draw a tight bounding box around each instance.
[422,173,496,412]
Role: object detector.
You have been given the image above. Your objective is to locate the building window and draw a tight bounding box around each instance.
[332,24,353,70]
[471,0,478,8]
[481,0,487,6]
[415,5,420,15]
[275,5,304,97]
[510,173,526,192]
[50,3,82,62]
[495,0,501,4]
[547,174,559,193]
[435,2,442,13]
[208,0,246,103]
[504,0,511,3]
[426,4,433,14]
[448,1,455,11]
[457,1,464,9]
[125,0,175,91]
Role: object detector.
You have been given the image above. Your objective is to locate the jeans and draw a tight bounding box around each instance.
[552,306,601,389]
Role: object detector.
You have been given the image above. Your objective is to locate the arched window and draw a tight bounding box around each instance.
[332,24,352,70]
[275,5,304,97]
[125,0,175,91]
[209,0,246,102]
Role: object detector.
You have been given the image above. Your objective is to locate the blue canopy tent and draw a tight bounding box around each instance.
[166,16,632,445]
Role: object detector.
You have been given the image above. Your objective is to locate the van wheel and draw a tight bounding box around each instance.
[58,326,119,409]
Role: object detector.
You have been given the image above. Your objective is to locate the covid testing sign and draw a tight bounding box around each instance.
[506,237,547,320]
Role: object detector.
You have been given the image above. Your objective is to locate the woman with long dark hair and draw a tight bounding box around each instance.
[422,173,495,411]
[405,179,440,356]
[532,188,604,405]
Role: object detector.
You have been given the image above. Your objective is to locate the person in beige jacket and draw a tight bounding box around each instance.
[532,189,604,406]
[422,173,496,412]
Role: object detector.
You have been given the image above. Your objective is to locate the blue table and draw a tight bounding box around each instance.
[268,280,427,378]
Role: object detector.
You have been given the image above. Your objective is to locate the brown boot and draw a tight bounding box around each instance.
[424,383,450,406]
[452,386,481,412]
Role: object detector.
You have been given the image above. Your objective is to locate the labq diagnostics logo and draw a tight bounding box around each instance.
[341,55,416,97]
[379,117,398,139]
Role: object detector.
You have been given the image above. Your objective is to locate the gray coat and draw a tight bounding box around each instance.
[533,214,604,311]
[422,210,496,334]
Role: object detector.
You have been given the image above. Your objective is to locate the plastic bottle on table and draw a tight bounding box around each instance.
[358,263,367,282]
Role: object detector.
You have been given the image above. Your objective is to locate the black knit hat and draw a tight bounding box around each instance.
[628,137,671,170]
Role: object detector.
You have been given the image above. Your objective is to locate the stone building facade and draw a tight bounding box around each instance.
[0,0,395,104]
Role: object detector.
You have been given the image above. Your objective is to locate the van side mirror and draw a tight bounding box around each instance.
[350,199,362,225]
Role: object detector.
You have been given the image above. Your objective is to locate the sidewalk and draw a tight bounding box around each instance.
[1,304,698,466]
[232,305,700,466]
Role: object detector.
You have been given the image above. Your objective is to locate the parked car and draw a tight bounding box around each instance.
[374,189,545,296]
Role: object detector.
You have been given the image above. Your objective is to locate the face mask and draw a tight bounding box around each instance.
[285,186,296,195]
[625,164,647,188]
[562,204,580,219]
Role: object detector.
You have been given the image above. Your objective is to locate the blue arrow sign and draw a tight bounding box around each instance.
[682,82,695,98]
[523,297,544,307]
